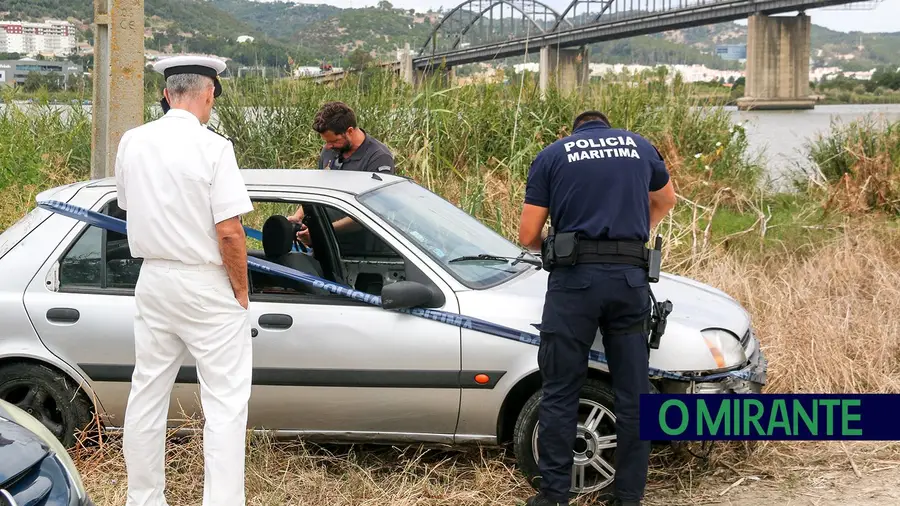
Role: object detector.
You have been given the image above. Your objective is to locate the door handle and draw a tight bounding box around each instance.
[259,314,292,330]
[47,308,80,323]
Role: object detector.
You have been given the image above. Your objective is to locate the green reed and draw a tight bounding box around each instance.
[804,115,900,215]
[0,101,91,189]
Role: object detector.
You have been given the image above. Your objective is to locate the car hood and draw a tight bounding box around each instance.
[455,268,752,372]
[459,268,748,333]
[0,417,52,489]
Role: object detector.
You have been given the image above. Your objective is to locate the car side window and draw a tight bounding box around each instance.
[242,200,408,300]
[59,226,103,288]
[58,199,141,292]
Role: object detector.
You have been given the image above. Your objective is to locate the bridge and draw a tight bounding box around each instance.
[366,0,877,110]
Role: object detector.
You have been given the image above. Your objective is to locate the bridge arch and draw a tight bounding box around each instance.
[549,0,618,32]
[418,0,573,55]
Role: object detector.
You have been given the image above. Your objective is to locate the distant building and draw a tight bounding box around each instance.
[715,44,747,61]
[0,59,83,87]
[0,20,77,57]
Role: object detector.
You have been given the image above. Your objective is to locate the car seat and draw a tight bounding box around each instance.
[258,215,327,294]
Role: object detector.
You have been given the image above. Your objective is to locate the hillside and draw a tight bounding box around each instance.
[0,0,258,39]
[672,22,900,71]
[3,0,900,73]
[0,0,319,69]
[212,0,437,61]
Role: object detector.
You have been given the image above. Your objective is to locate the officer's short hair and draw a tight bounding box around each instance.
[573,110,610,129]
[313,101,357,135]
[166,74,213,103]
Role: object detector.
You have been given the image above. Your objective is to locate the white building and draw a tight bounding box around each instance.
[0,20,77,57]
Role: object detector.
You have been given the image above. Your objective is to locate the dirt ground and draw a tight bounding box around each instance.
[644,461,900,506]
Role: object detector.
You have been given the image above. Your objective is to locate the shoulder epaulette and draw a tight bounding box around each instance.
[207,125,233,144]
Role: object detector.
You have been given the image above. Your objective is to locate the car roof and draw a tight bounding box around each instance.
[87,168,408,196]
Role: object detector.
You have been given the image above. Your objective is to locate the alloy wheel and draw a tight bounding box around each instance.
[531,398,618,495]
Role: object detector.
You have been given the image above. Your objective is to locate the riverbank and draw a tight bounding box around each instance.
[2,72,900,505]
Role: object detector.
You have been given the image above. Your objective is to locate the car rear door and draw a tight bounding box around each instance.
[22,190,206,429]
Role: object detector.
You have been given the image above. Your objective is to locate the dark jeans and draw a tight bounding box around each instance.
[534,263,653,503]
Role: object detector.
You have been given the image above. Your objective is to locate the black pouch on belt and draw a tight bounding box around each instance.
[540,234,555,271]
[552,231,578,266]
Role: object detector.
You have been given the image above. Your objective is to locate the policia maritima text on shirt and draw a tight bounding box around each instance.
[517,111,677,506]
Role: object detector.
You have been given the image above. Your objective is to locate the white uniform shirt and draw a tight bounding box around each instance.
[114,108,253,266]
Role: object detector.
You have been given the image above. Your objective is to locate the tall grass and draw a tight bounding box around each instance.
[804,115,900,216]
[214,70,761,237]
[0,103,90,230]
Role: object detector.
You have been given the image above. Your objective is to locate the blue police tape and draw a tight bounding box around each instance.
[37,199,766,386]
[243,226,262,242]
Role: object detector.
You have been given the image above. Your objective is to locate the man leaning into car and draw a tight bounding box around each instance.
[115,55,254,506]
[289,101,395,246]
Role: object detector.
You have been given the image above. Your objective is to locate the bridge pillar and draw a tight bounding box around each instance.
[400,43,415,85]
[540,45,589,98]
[737,13,814,111]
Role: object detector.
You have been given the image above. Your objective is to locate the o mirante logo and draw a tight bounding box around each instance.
[640,394,896,441]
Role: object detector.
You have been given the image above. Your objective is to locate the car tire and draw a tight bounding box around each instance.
[0,361,97,449]
[512,378,619,501]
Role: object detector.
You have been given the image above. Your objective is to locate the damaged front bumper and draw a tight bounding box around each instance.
[654,329,768,395]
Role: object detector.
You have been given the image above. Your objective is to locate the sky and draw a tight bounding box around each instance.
[271,0,900,33]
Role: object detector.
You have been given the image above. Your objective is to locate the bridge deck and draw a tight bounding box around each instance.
[412,0,871,69]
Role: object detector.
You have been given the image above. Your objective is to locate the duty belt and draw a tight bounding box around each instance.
[575,239,650,268]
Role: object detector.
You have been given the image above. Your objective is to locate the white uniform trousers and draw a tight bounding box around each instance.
[123,259,252,506]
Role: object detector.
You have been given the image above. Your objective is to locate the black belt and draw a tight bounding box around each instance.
[575,239,649,268]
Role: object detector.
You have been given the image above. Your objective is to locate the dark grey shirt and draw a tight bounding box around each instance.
[317,129,395,174]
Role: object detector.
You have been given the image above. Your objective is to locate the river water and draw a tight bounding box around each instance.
[726,104,900,191]
[4,102,899,191]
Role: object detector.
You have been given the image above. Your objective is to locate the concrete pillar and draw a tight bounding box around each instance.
[737,13,814,111]
[399,43,414,85]
[540,45,590,99]
[91,0,145,179]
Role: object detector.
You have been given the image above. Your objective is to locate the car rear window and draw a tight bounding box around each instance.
[0,207,54,262]
[0,181,88,262]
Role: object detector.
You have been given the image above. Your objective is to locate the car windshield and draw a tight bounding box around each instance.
[358,180,535,289]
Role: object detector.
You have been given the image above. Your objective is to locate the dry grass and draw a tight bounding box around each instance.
[805,116,900,217]
[66,219,900,505]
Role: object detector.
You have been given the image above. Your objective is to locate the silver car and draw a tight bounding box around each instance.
[0,169,766,498]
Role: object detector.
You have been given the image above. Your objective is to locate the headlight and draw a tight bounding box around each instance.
[701,328,747,370]
[0,402,87,503]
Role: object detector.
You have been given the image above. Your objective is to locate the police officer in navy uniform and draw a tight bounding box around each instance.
[517,111,676,506]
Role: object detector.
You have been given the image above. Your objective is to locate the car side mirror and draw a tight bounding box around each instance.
[381,281,444,310]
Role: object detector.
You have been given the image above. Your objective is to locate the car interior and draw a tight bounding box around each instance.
[56,197,428,304]
[244,201,410,300]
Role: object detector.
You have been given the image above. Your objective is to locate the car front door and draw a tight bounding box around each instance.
[234,191,465,440]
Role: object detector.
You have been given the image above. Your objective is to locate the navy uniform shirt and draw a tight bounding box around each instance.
[318,129,395,174]
[525,120,670,243]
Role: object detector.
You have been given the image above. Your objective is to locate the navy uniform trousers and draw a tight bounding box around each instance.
[535,262,653,504]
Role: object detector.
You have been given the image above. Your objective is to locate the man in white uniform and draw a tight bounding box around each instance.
[114,55,254,506]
